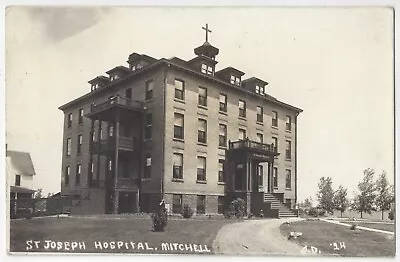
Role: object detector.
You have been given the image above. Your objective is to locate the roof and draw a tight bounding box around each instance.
[216,66,245,77]
[59,58,303,114]
[127,53,158,63]
[106,66,131,75]
[10,186,35,194]
[242,77,269,86]
[88,76,110,85]
[7,151,36,176]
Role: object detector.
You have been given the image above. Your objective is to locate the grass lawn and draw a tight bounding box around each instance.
[9,216,233,254]
[280,220,395,257]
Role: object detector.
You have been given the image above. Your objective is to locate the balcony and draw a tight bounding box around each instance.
[228,139,279,160]
[116,177,140,189]
[92,136,136,153]
[86,95,143,120]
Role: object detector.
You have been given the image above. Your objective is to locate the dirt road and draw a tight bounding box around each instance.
[213,217,307,256]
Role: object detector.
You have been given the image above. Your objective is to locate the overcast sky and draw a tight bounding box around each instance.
[5,7,394,201]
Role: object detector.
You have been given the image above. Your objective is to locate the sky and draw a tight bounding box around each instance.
[5,7,394,201]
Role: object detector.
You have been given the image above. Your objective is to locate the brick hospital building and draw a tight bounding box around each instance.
[59,25,302,218]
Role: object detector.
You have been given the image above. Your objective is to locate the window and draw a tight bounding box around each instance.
[272,111,278,127]
[92,129,96,141]
[219,124,227,147]
[218,196,224,214]
[173,153,183,179]
[174,113,184,139]
[66,138,72,156]
[218,159,225,183]
[285,140,292,160]
[201,64,213,75]
[197,157,206,181]
[230,75,240,86]
[77,135,83,154]
[286,169,291,189]
[67,113,72,128]
[197,195,206,214]
[219,93,227,112]
[91,84,96,92]
[255,85,265,95]
[145,80,154,100]
[198,86,207,107]
[239,100,246,117]
[272,137,278,152]
[257,106,263,122]
[145,113,152,139]
[78,108,84,124]
[273,167,278,188]
[76,164,81,185]
[172,194,183,214]
[239,129,246,141]
[257,133,264,143]
[258,165,264,186]
[65,166,70,185]
[286,115,292,131]
[144,154,151,178]
[108,159,113,171]
[174,79,185,100]
[198,119,207,144]
[100,126,104,140]
[109,125,114,137]
[15,175,21,186]
[125,88,132,100]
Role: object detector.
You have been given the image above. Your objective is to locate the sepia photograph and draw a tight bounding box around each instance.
[4,6,395,257]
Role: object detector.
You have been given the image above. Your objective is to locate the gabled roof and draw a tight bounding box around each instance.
[7,151,36,176]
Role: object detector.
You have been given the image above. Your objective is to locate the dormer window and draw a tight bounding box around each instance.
[91,83,98,92]
[230,75,241,86]
[110,74,120,81]
[201,64,213,76]
[255,85,265,96]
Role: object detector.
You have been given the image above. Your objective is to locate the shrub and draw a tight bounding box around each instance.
[308,208,318,217]
[231,198,246,218]
[388,208,395,221]
[350,224,357,230]
[318,209,326,216]
[181,204,194,218]
[151,208,168,232]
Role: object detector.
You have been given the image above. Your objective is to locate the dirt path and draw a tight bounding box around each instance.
[213,217,307,256]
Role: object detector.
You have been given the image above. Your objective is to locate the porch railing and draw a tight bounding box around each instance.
[228,139,276,153]
[90,95,143,114]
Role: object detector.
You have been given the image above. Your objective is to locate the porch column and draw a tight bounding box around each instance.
[267,162,272,193]
[113,114,120,214]
[96,119,102,186]
[270,160,275,193]
[88,118,94,187]
[136,190,140,213]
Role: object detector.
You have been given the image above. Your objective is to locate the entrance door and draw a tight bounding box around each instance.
[118,192,137,214]
[261,163,269,192]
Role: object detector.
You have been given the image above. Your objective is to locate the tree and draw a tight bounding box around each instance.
[375,171,393,220]
[34,188,43,199]
[316,177,335,214]
[352,168,376,218]
[303,197,313,210]
[333,185,349,217]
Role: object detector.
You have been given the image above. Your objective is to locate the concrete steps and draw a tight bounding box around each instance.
[264,193,297,218]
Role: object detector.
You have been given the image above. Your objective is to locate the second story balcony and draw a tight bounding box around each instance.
[228,138,279,160]
[92,136,136,153]
[86,95,143,121]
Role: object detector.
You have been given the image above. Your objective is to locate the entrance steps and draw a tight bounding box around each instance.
[263,193,297,218]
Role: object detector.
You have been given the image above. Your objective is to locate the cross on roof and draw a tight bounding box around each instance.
[202,23,212,42]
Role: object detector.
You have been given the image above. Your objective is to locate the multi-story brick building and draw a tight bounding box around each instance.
[58,26,302,217]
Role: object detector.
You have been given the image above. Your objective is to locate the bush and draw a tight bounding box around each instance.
[226,198,246,219]
[181,204,194,218]
[308,208,318,217]
[151,208,168,232]
[388,208,395,221]
[350,224,357,230]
